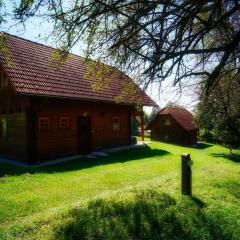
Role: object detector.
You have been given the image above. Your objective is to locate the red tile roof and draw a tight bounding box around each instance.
[0,32,156,106]
[147,107,198,131]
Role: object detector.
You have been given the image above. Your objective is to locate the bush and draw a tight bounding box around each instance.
[199,129,215,143]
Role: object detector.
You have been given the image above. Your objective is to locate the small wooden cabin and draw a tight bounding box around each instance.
[147,107,198,146]
[0,33,156,164]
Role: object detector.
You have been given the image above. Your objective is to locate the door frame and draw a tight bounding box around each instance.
[77,116,92,154]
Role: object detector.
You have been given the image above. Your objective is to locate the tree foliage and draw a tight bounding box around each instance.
[131,111,149,136]
[195,70,240,151]
[165,101,183,109]
[12,0,240,93]
[149,105,160,122]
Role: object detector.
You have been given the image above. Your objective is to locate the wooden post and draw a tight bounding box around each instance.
[140,115,144,142]
[181,153,192,196]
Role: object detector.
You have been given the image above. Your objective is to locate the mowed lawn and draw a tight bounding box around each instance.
[0,140,240,239]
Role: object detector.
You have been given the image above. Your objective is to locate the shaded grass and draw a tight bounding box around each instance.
[211,153,240,163]
[54,191,204,240]
[1,190,240,240]
[53,190,240,240]
[192,142,213,149]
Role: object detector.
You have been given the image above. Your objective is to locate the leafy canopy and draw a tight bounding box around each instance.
[195,70,240,150]
[3,1,240,94]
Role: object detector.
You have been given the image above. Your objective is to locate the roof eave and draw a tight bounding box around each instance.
[17,92,156,107]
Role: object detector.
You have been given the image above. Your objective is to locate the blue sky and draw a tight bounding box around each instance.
[0,1,198,113]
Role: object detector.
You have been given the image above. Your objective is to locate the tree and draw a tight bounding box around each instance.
[131,117,138,136]
[165,101,183,108]
[144,111,149,127]
[131,111,149,136]
[195,70,240,154]
[11,0,240,94]
[149,105,160,123]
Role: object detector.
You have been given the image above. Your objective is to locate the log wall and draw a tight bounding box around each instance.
[0,113,27,161]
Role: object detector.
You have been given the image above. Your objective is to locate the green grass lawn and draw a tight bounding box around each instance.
[0,140,240,239]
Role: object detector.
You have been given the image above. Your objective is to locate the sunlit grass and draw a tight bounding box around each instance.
[0,141,239,239]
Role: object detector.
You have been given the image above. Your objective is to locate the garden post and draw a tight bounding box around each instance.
[181,153,192,196]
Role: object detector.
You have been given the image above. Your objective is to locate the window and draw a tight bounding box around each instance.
[0,118,7,138]
[163,118,171,126]
[38,117,50,129]
[0,72,9,89]
[113,117,120,131]
[59,117,70,129]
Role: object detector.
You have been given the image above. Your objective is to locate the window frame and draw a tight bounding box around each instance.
[38,117,51,130]
[112,116,120,132]
[59,116,70,129]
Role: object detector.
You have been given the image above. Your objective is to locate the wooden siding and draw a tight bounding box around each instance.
[0,71,30,162]
[0,113,27,161]
[0,88,30,113]
[0,76,133,162]
[0,69,30,115]
[33,98,133,161]
[151,114,197,146]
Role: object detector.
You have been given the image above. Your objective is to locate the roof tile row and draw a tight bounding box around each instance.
[0,33,156,106]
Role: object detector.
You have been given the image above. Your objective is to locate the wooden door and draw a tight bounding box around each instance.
[77,116,92,154]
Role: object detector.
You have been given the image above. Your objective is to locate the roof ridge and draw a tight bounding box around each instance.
[161,107,192,114]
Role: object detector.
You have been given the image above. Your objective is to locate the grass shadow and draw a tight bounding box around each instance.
[0,145,170,177]
[50,190,237,240]
[191,196,206,208]
[192,142,213,149]
[211,153,240,163]
[52,191,187,240]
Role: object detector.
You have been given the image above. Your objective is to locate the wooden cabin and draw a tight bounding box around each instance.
[0,33,156,164]
[147,107,198,146]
